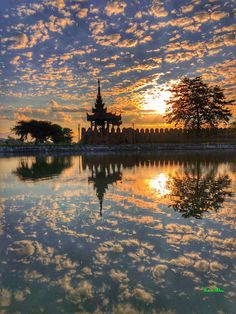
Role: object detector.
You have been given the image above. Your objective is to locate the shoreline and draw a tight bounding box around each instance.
[0,142,236,156]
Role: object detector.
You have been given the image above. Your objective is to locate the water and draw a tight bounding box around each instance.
[0,152,235,314]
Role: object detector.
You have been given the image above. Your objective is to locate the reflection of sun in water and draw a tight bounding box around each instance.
[143,84,172,115]
[148,173,171,196]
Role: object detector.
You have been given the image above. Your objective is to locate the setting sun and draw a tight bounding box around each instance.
[143,89,172,115]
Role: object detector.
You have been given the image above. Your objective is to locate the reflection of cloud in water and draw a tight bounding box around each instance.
[1,152,235,312]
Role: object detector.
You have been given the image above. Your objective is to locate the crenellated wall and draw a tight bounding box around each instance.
[80,127,236,144]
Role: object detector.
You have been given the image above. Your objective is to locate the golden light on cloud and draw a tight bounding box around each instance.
[148,173,171,196]
[142,85,172,115]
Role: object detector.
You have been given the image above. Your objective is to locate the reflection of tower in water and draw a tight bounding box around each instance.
[82,155,122,216]
[81,152,234,218]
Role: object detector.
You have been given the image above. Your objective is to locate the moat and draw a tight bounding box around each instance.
[0,152,235,313]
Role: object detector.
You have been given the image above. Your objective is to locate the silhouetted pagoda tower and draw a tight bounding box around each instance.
[82,155,122,216]
[88,163,122,216]
[87,80,122,131]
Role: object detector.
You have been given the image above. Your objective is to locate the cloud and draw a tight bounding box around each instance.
[47,16,74,34]
[112,303,141,314]
[10,34,29,49]
[8,16,74,50]
[95,33,122,46]
[149,1,168,18]
[23,51,33,59]
[116,38,138,48]
[10,56,21,65]
[120,239,140,246]
[135,11,142,18]
[209,261,227,271]
[90,5,99,14]
[169,17,193,28]
[110,269,129,283]
[82,267,92,275]
[14,113,31,121]
[29,20,50,47]
[104,1,127,16]
[10,240,35,256]
[211,11,229,21]
[150,264,168,281]
[139,35,152,44]
[193,11,210,23]
[0,289,11,307]
[193,10,229,24]
[56,112,73,123]
[45,0,65,10]
[77,8,88,19]
[90,20,106,36]
[94,252,108,265]
[111,59,161,76]
[170,256,194,267]
[16,3,45,16]
[181,4,194,14]
[165,52,194,63]
[133,287,154,303]
[150,16,198,33]
[213,24,236,34]
[56,0,65,9]
[50,100,87,113]
[1,0,236,128]
[50,100,61,111]
[194,260,209,272]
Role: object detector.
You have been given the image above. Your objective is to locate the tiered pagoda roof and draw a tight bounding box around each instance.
[87,80,122,130]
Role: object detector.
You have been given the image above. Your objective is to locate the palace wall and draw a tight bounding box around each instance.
[80,127,236,144]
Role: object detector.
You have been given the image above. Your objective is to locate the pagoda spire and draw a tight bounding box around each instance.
[99,197,103,216]
[94,79,105,112]
[97,79,101,97]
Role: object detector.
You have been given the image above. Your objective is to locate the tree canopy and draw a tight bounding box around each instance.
[12,120,73,144]
[164,76,233,131]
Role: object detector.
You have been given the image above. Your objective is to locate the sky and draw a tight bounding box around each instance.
[0,0,235,139]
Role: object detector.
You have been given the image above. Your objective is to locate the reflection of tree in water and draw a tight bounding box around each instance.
[82,155,122,216]
[168,161,233,218]
[13,156,72,181]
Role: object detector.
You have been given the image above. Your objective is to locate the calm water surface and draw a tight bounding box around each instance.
[0,152,235,314]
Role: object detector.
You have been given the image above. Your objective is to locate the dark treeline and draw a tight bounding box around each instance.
[11,120,73,144]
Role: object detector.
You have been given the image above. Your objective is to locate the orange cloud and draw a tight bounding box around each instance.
[104,1,127,16]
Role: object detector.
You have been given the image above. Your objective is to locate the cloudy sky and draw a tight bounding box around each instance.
[0,0,235,138]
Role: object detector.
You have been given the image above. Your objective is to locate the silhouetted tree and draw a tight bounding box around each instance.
[164,76,233,133]
[11,120,73,144]
[168,162,233,218]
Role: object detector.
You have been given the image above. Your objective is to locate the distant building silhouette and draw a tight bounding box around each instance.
[87,80,122,131]
[81,126,235,145]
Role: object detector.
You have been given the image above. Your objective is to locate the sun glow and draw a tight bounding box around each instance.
[148,173,171,196]
[143,89,172,115]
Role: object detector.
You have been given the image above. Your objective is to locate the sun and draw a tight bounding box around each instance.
[143,89,172,115]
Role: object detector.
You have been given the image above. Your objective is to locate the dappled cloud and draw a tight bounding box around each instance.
[0,154,235,311]
[0,0,235,136]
